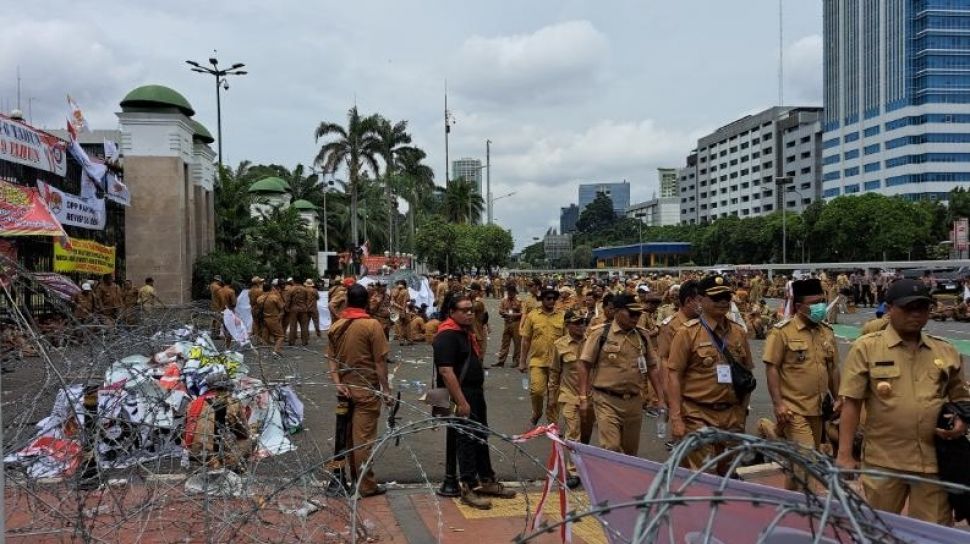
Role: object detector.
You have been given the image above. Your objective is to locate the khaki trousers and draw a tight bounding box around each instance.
[497,322,521,364]
[560,400,594,475]
[861,465,952,525]
[681,401,745,475]
[780,413,823,490]
[529,366,558,423]
[592,390,642,456]
[287,311,310,345]
[346,390,382,495]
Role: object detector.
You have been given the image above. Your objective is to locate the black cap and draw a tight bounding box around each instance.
[612,294,646,313]
[792,278,824,300]
[564,309,586,324]
[885,279,933,307]
[698,274,732,296]
[540,284,560,298]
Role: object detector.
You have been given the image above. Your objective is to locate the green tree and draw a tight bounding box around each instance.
[475,224,515,271]
[440,178,484,224]
[314,107,381,247]
[247,205,317,279]
[949,187,970,224]
[576,193,616,233]
[415,215,458,272]
[520,241,545,267]
[373,117,416,253]
[572,244,594,268]
[214,161,257,253]
[392,147,436,251]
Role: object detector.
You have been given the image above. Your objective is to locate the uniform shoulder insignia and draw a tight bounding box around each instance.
[661,315,674,326]
[773,318,792,329]
[684,318,700,327]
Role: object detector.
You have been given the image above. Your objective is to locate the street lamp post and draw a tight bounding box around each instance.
[486,139,492,224]
[776,176,794,264]
[488,191,515,223]
[638,221,643,268]
[186,55,247,171]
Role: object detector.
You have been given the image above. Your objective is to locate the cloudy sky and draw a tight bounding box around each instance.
[6,0,823,250]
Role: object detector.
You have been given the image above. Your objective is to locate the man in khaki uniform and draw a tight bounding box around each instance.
[666,274,754,474]
[307,280,322,337]
[263,281,286,356]
[286,280,313,346]
[218,280,237,348]
[391,280,411,345]
[636,285,664,415]
[469,283,490,364]
[860,306,890,335]
[588,292,615,330]
[329,277,353,318]
[137,277,161,312]
[838,279,969,525]
[578,294,665,456]
[73,282,100,321]
[252,283,269,343]
[209,275,224,338]
[519,279,543,333]
[369,281,392,339]
[519,285,565,426]
[495,283,523,367]
[549,310,594,488]
[95,275,124,323]
[763,278,841,490]
[657,280,701,415]
[327,284,394,498]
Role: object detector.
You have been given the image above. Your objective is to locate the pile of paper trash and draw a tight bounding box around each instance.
[5,326,303,479]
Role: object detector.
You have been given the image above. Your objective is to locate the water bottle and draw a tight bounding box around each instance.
[521,377,530,391]
[656,407,668,438]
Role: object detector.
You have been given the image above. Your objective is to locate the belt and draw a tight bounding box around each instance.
[686,399,736,411]
[592,387,639,401]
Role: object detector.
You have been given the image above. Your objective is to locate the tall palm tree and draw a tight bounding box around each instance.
[393,147,436,250]
[440,178,484,224]
[373,117,416,254]
[314,107,381,247]
[214,160,257,252]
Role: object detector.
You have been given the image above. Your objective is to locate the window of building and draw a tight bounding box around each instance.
[730,146,738,153]
[741,155,749,162]
[742,195,750,202]
[730,185,738,191]
[730,172,738,179]
[752,137,760,144]
[741,182,750,188]
[844,183,860,194]
[720,175,727,182]
[763,161,773,169]
[844,132,860,143]
[823,137,839,149]
[823,187,840,198]
[863,162,880,173]
[863,126,880,137]
[741,141,749,149]
[753,206,761,213]
[786,199,796,208]
[800,135,811,144]
[752,164,761,172]
[800,151,811,159]
[800,182,811,190]
[864,143,880,155]
[800,167,811,174]
[730,159,738,166]
[763,146,773,154]
[844,166,860,177]
[719,150,727,157]
[764,203,774,211]
[844,149,859,160]
[763,189,773,197]
[864,180,880,190]
[786,170,796,177]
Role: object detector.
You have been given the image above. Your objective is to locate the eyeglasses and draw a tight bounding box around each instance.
[707,293,732,302]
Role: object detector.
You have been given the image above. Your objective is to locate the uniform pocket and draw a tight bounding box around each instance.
[696,346,719,367]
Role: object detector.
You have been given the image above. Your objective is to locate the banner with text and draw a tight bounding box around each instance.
[53,238,115,275]
[0,179,68,237]
[0,114,67,176]
[36,180,106,230]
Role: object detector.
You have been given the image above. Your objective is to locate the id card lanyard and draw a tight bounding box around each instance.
[699,317,733,385]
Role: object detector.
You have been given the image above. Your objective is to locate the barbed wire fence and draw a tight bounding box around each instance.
[0,258,584,543]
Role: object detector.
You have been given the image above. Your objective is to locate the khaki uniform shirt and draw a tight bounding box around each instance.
[209,281,221,310]
[521,308,565,368]
[219,285,237,311]
[288,285,311,313]
[263,292,284,318]
[307,288,320,315]
[472,298,487,342]
[327,316,390,388]
[667,317,753,406]
[550,334,586,404]
[408,316,425,341]
[329,286,347,315]
[580,322,658,396]
[499,296,523,326]
[839,325,969,473]
[122,286,138,308]
[424,319,440,343]
[861,315,890,335]
[762,315,838,416]
[137,285,158,309]
[519,294,541,332]
[96,283,123,312]
[657,310,690,362]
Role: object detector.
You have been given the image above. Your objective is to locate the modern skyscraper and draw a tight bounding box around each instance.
[451,157,483,194]
[658,168,678,197]
[822,0,970,202]
[577,181,630,215]
[560,204,579,234]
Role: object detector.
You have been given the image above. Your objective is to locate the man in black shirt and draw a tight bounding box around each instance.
[433,292,516,510]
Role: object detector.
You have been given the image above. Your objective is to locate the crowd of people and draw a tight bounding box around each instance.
[69,275,161,325]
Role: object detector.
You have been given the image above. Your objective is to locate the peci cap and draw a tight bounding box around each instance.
[791,278,824,300]
[698,274,733,297]
[564,309,586,324]
[885,279,933,307]
[304,279,315,287]
[612,294,646,313]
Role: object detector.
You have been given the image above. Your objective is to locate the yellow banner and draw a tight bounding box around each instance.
[53,239,116,275]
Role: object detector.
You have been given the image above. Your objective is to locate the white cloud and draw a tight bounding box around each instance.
[0,19,145,128]
[451,20,609,105]
[784,34,823,105]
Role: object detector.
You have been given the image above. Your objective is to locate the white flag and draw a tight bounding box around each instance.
[67,95,90,133]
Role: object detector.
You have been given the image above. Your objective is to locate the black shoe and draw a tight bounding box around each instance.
[359,484,387,498]
[565,476,581,490]
[436,476,461,497]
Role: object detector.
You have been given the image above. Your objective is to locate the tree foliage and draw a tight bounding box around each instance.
[576,193,617,233]
[414,216,513,273]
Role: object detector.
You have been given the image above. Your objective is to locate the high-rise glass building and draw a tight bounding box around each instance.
[578,181,630,215]
[451,157,483,194]
[822,0,970,202]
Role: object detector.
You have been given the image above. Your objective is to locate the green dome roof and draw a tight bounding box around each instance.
[292,199,318,210]
[248,176,291,194]
[188,119,214,144]
[120,85,195,116]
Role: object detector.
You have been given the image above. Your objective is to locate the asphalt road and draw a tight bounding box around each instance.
[257,298,927,485]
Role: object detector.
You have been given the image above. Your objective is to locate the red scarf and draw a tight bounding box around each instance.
[340,307,371,320]
[435,317,481,358]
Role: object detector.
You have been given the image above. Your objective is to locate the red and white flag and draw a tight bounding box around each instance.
[67,95,90,133]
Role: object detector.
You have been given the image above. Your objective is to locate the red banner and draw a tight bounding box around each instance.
[0,179,67,237]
